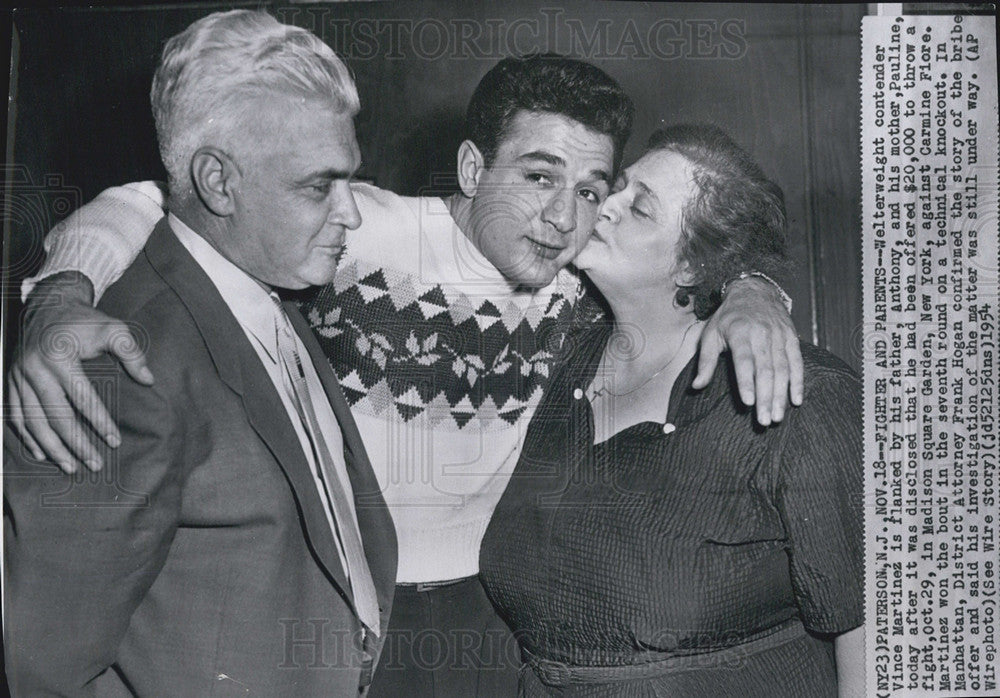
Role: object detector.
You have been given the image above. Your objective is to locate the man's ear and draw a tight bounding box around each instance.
[190,147,240,216]
[456,140,485,197]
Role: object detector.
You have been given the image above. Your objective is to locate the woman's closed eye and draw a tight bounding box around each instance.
[630,204,650,219]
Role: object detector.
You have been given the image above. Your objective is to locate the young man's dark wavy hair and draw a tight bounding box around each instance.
[647,124,792,320]
[465,54,635,173]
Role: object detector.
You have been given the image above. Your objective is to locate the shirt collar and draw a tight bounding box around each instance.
[168,213,280,362]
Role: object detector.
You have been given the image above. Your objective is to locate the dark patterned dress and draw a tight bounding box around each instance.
[479,322,863,697]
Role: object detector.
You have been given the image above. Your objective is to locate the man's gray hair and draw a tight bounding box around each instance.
[151,10,359,194]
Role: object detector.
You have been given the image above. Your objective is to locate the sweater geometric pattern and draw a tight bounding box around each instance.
[299,258,584,432]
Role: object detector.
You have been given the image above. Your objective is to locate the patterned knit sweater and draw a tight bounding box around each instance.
[31,181,587,581]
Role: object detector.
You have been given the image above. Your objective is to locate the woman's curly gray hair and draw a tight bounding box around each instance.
[647,124,792,319]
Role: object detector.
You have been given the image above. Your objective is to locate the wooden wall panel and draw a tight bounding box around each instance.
[801,5,865,367]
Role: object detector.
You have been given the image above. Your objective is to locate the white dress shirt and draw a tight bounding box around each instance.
[168,214,358,577]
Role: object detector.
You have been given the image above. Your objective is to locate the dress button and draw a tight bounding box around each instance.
[662,423,676,435]
[573,388,584,400]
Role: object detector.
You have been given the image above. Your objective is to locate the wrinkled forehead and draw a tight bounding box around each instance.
[496,110,615,178]
[624,149,697,194]
[240,94,360,169]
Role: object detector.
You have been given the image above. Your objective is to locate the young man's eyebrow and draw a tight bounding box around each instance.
[516,151,565,167]
[517,152,610,184]
[589,168,612,184]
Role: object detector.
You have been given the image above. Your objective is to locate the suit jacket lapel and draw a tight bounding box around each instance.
[142,219,352,597]
[286,303,397,622]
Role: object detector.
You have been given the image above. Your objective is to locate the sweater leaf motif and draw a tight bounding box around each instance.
[299,258,584,431]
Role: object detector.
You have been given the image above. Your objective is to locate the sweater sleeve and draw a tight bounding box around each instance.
[21,181,167,302]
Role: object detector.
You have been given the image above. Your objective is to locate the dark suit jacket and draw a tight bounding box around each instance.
[4,218,397,696]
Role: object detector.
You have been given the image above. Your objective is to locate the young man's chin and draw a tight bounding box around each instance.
[510,268,559,289]
[496,248,566,288]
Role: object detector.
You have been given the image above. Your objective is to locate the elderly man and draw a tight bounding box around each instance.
[9,45,802,698]
[3,11,396,696]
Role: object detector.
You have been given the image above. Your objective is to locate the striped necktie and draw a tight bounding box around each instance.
[270,294,381,637]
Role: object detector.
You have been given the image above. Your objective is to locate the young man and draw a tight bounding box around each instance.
[8,52,802,695]
[4,11,396,695]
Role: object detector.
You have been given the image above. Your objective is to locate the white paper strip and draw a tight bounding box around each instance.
[862,13,998,698]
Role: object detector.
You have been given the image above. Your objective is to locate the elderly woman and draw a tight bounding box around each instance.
[480,124,863,697]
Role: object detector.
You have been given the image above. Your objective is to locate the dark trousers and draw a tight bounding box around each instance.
[370,577,520,697]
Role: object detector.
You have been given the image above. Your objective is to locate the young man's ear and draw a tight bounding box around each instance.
[456,140,486,198]
[190,146,240,216]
